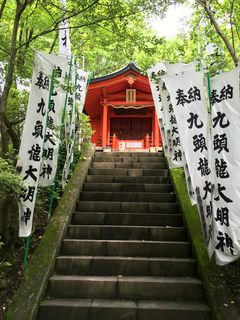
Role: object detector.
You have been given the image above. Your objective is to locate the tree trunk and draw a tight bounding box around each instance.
[0,2,26,156]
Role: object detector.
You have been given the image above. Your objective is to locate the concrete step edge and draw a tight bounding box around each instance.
[39,298,210,312]
[49,275,202,284]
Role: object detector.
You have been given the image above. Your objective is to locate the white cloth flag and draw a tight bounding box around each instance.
[163,62,197,200]
[158,78,183,168]
[59,0,71,57]
[163,69,214,257]
[147,63,168,155]
[0,62,6,95]
[17,52,53,237]
[62,63,76,189]
[211,67,240,265]
[38,53,70,186]
[76,69,88,113]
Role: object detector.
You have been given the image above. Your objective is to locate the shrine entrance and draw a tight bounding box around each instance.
[110,117,152,149]
[84,63,162,150]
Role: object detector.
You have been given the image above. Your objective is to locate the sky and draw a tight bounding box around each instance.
[150,4,193,39]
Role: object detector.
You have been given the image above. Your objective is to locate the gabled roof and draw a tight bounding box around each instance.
[91,62,143,83]
[85,62,152,118]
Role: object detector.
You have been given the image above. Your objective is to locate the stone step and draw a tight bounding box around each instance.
[91,162,168,169]
[76,201,178,213]
[67,225,186,241]
[85,175,171,184]
[93,156,166,163]
[72,212,183,227]
[94,152,163,157]
[80,191,176,203]
[47,275,204,301]
[62,239,191,258]
[83,183,173,193]
[37,299,211,320]
[55,256,197,277]
[88,168,169,177]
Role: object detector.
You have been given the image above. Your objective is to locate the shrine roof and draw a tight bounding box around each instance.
[91,62,142,83]
[85,62,153,118]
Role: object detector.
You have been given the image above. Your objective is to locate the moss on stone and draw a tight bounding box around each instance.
[6,144,95,320]
[170,168,240,320]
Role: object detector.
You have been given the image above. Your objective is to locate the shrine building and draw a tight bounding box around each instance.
[84,63,162,150]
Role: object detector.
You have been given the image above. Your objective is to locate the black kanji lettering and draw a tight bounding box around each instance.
[192,134,207,152]
[187,112,203,129]
[171,127,178,136]
[197,157,211,176]
[206,201,212,218]
[176,89,190,106]
[219,84,233,101]
[32,120,43,139]
[43,147,54,160]
[49,99,55,113]
[216,231,234,255]
[210,89,221,105]
[44,132,56,145]
[28,144,41,161]
[172,137,180,147]
[203,181,212,200]
[61,30,67,47]
[23,186,36,202]
[213,134,229,153]
[188,86,201,102]
[23,208,31,225]
[215,158,230,179]
[212,112,230,128]
[55,66,62,78]
[37,98,46,116]
[215,207,229,227]
[170,114,177,125]
[40,164,52,179]
[173,149,182,162]
[214,183,233,203]
[23,165,38,182]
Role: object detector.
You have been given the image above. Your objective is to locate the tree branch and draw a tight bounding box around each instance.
[16,0,99,50]
[197,0,239,65]
[0,0,7,20]
[9,117,26,126]
[230,0,236,58]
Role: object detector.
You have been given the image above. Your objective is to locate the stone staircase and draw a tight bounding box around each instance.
[37,151,212,320]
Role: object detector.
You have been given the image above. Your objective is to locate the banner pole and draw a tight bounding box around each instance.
[23,236,31,270]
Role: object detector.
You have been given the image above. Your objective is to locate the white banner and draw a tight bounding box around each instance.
[159,78,183,168]
[147,63,168,155]
[17,52,54,237]
[76,69,88,113]
[59,0,71,57]
[163,69,214,257]
[62,62,76,189]
[211,67,240,265]
[38,53,70,186]
[0,62,6,95]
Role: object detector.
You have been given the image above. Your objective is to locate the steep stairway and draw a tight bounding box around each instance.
[37,151,212,320]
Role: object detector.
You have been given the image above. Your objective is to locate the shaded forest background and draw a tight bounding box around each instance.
[0,0,240,317]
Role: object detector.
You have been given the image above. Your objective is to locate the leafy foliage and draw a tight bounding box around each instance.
[0,157,23,197]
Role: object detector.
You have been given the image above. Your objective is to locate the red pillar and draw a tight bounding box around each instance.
[145,133,150,149]
[102,101,108,147]
[154,110,160,147]
[112,133,117,150]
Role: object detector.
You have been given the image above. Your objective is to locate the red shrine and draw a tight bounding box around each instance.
[84,63,162,150]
